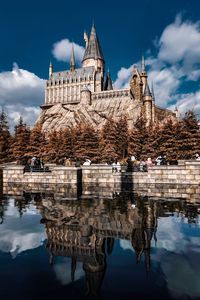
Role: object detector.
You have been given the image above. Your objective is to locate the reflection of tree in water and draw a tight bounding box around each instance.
[0,190,200,298]
[0,199,4,224]
[37,194,158,299]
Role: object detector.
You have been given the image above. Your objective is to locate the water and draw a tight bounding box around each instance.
[0,192,200,300]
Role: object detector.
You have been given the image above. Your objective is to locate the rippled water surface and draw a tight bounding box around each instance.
[0,192,200,300]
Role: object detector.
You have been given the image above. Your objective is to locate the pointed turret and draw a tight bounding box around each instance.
[151,82,155,101]
[84,31,89,48]
[71,257,77,282]
[143,81,153,126]
[104,70,113,91]
[140,55,147,90]
[143,82,151,97]
[49,61,53,79]
[141,55,146,73]
[82,24,104,73]
[70,44,76,72]
[151,82,155,123]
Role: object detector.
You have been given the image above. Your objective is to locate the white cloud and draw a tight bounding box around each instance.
[168,91,200,116]
[114,15,200,116]
[158,15,200,68]
[114,64,134,89]
[52,39,85,65]
[0,63,45,128]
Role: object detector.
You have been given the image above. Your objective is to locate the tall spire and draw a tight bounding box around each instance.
[151,82,155,101]
[49,61,53,79]
[70,43,76,72]
[82,24,104,62]
[104,69,113,91]
[143,82,151,97]
[141,55,146,73]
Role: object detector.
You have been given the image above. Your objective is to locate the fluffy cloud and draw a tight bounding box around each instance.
[114,15,200,116]
[52,39,85,65]
[0,199,46,258]
[114,64,134,89]
[158,15,200,68]
[154,216,200,298]
[0,63,45,128]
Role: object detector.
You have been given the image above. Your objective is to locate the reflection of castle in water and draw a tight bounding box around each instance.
[37,194,156,298]
[36,194,200,298]
[0,191,199,299]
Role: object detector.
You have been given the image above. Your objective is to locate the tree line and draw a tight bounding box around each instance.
[0,110,199,165]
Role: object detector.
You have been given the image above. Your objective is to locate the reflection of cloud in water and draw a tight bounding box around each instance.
[161,252,200,298]
[154,216,200,298]
[0,199,46,258]
[120,239,133,252]
[156,217,200,253]
[54,258,84,285]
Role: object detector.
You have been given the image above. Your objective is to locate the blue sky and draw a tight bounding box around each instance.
[0,0,200,127]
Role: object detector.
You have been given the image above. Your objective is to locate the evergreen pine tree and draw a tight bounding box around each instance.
[0,110,12,163]
[59,127,75,161]
[176,111,200,159]
[27,122,46,157]
[115,116,129,160]
[156,118,178,160]
[43,129,61,163]
[99,118,118,162]
[128,128,141,159]
[12,117,31,164]
[74,122,100,162]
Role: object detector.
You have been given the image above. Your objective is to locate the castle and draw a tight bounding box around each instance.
[39,24,176,131]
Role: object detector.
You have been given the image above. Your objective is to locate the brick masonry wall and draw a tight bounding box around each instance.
[1,161,200,201]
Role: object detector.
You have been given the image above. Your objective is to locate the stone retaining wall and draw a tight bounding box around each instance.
[2,165,82,199]
[1,161,200,201]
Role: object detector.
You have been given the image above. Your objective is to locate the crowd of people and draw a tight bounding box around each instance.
[24,156,47,172]
[24,153,200,173]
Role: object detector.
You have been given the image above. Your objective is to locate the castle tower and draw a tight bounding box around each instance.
[49,61,53,79]
[151,82,155,123]
[143,82,152,126]
[82,24,105,75]
[70,44,76,72]
[140,55,147,92]
[104,70,113,91]
[130,66,143,101]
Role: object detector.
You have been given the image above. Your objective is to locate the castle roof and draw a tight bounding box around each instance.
[82,24,104,62]
[52,66,95,80]
[70,44,76,70]
[104,71,113,91]
[143,82,151,96]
